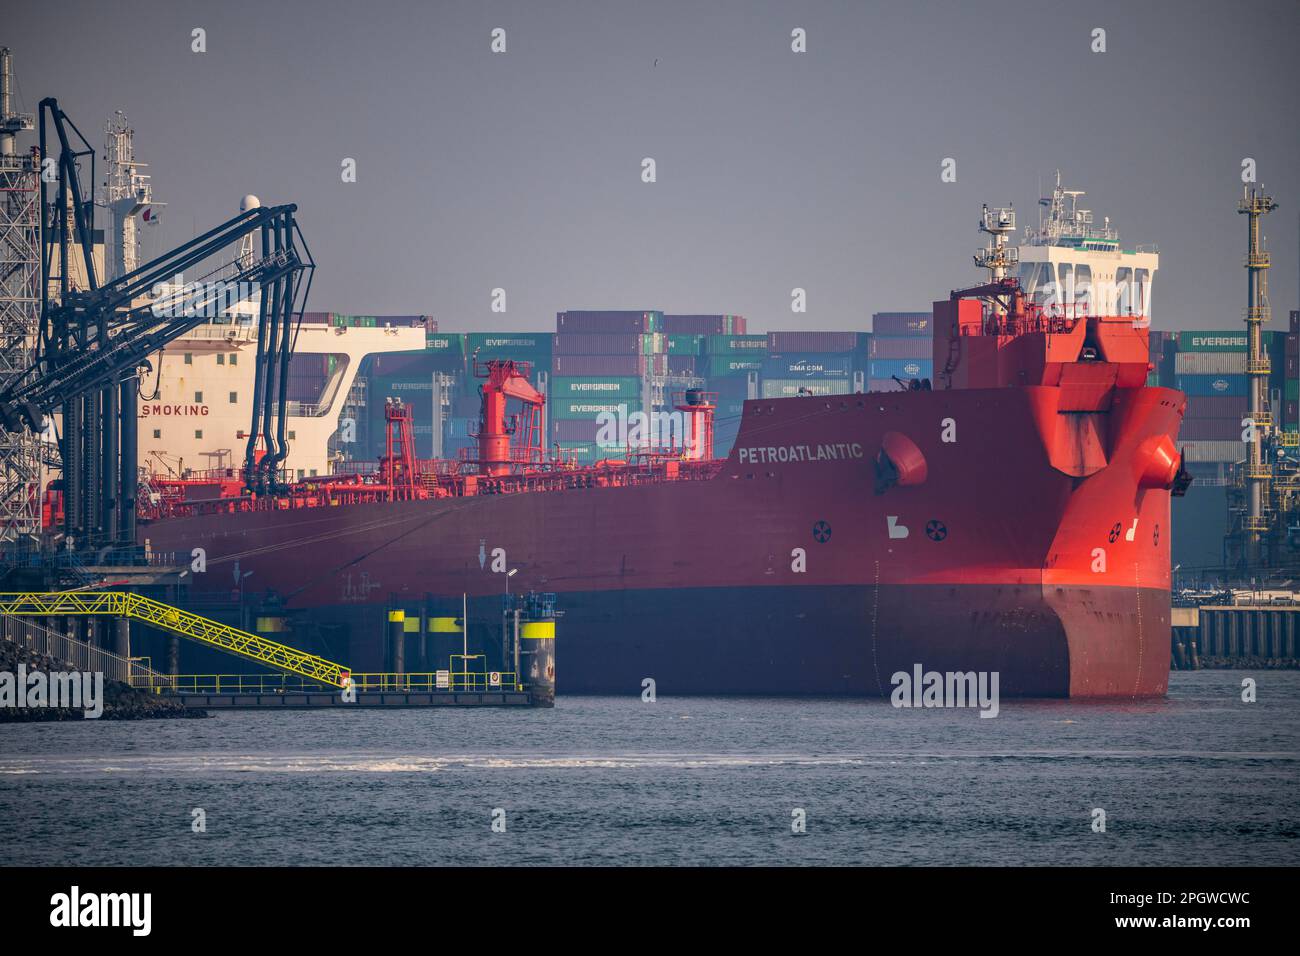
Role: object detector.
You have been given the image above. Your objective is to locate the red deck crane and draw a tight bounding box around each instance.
[472,356,545,476]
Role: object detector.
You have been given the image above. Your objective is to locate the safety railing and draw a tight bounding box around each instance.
[350,671,520,692]
[1,614,160,685]
[126,671,523,695]
[130,673,332,694]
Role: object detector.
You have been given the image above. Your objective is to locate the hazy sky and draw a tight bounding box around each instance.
[7,0,1299,333]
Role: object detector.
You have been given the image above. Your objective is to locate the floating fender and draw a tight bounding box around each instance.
[1134,434,1181,489]
[874,431,928,494]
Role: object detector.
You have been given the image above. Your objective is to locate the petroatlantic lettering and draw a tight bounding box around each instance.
[737,443,864,464]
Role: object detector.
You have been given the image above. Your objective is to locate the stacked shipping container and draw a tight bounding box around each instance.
[1172,329,1289,471]
[1287,311,1300,430]
[760,331,857,400]
[866,312,932,390]
[551,312,664,462]
[688,328,765,450]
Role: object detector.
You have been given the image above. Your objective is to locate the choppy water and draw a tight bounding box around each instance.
[1,671,1297,866]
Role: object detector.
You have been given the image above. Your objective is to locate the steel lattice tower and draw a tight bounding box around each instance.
[1239,186,1279,566]
[0,47,42,542]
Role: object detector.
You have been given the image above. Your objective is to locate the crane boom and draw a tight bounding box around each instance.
[0,97,315,546]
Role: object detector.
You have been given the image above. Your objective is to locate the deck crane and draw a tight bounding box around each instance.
[472,355,546,475]
[0,98,314,547]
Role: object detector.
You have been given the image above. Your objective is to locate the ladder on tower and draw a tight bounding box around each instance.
[0,591,349,686]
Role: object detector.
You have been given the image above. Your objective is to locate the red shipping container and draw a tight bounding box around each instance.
[556,311,657,334]
[1183,395,1248,419]
[1178,417,1243,441]
[553,354,666,377]
[869,336,933,359]
[767,331,858,353]
[661,314,745,335]
[371,353,441,376]
[872,313,931,336]
[668,355,696,375]
[554,333,655,355]
[552,418,606,441]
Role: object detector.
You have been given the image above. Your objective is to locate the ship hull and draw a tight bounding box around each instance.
[140,385,1184,698]
[320,582,1168,697]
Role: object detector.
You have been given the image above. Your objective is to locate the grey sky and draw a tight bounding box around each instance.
[7,0,1299,333]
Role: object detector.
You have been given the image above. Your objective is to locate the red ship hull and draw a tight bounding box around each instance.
[140,382,1184,698]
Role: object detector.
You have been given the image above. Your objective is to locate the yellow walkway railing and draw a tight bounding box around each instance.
[0,591,349,687]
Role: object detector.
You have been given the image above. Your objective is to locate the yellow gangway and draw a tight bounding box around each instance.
[0,591,349,687]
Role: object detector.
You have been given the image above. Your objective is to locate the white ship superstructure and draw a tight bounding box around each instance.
[138,312,422,480]
[137,196,422,479]
[1009,172,1159,322]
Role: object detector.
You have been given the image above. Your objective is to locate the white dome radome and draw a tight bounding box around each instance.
[240,194,262,211]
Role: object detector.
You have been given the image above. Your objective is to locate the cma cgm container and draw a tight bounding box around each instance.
[868,358,933,380]
[872,312,931,336]
[661,314,746,335]
[550,376,641,399]
[762,354,853,379]
[557,311,662,334]
[1175,375,1249,397]
[760,379,851,398]
[766,331,858,353]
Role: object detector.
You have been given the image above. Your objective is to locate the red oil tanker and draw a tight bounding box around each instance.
[137,278,1188,697]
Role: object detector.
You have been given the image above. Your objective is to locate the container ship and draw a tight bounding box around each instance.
[135,199,1189,696]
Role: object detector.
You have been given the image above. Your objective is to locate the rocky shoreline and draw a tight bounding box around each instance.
[0,640,207,721]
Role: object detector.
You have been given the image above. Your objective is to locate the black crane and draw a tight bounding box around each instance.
[0,99,314,548]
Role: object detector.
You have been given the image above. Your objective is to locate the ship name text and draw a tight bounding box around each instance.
[737,442,864,464]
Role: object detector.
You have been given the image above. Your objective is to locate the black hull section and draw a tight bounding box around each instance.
[196,583,1168,698]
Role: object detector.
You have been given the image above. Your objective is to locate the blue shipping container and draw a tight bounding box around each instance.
[761,354,853,379]
[868,358,933,379]
[1175,374,1249,397]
